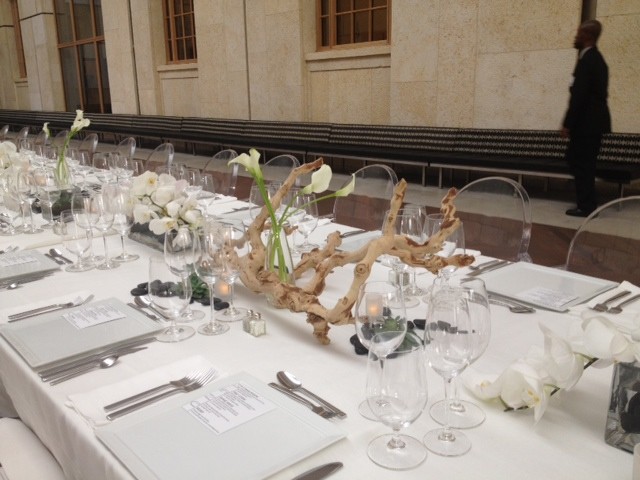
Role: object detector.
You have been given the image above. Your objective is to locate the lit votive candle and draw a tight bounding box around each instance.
[215,280,231,298]
[366,293,384,318]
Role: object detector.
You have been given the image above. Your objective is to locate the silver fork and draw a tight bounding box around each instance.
[103,369,206,412]
[268,383,336,418]
[106,369,217,421]
[591,290,631,312]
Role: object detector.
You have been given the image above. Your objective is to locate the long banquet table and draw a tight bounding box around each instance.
[0,200,632,480]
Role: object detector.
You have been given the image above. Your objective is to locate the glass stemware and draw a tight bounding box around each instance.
[149,255,195,342]
[293,193,319,253]
[354,280,408,420]
[425,213,465,257]
[198,173,216,217]
[71,191,100,266]
[34,167,61,229]
[216,224,250,322]
[93,153,113,185]
[194,221,230,336]
[61,211,94,273]
[108,184,139,263]
[15,171,43,234]
[422,276,488,456]
[429,277,492,429]
[90,191,119,270]
[164,227,205,322]
[366,333,428,470]
[184,168,203,198]
[71,149,91,190]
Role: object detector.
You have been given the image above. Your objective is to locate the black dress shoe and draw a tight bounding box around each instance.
[565,208,591,217]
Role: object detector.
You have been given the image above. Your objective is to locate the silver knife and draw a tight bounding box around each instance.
[465,259,509,277]
[291,462,343,480]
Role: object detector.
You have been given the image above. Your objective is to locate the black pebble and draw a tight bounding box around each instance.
[413,319,426,330]
[130,287,147,296]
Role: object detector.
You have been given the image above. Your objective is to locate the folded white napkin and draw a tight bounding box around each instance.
[66,355,219,427]
[568,281,640,333]
[1,290,92,323]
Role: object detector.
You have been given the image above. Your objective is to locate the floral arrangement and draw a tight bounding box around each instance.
[466,311,640,422]
[228,148,355,282]
[130,170,204,234]
[42,109,90,187]
[0,141,19,169]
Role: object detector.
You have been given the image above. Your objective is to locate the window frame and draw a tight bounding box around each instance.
[163,0,198,64]
[316,0,390,51]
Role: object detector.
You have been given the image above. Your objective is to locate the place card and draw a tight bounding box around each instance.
[64,304,127,330]
[184,382,276,435]
[0,253,39,268]
[517,287,579,310]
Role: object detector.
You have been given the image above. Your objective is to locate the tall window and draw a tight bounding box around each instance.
[10,0,27,78]
[318,0,389,50]
[54,0,110,113]
[163,0,197,64]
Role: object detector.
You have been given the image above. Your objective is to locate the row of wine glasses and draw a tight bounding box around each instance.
[356,275,490,470]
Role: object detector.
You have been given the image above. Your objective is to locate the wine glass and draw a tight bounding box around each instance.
[422,276,487,456]
[184,168,202,198]
[382,210,423,308]
[197,173,216,216]
[354,280,408,420]
[62,211,94,272]
[34,167,60,229]
[93,152,113,185]
[108,184,139,263]
[71,190,100,266]
[425,213,465,257]
[15,170,43,234]
[149,255,195,342]
[90,191,119,270]
[366,332,428,470]
[164,227,205,322]
[216,224,250,322]
[401,205,429,297]
[292,193,319,253]
[429,277,491,429]
[249,182,281,220]
[71,149,91,190]
[194,221,230,336]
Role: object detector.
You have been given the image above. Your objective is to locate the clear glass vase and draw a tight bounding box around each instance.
[265,228,295,285]
[55,151,73,189]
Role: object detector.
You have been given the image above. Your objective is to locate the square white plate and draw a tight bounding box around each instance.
[0,251,59,283]
[481,262,617,312]
[0,298,161,368]
[97,372,346,480]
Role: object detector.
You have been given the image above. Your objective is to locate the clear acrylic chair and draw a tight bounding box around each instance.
[78,133,99,161]
[11,126,30,147]
[455,176,532,262]
[113,136,136,161]
[51,129,70,149]
[145,142,175,172]
[565,196,640,284]
[262,154,300,184]
[33,129,48,146]
[332,164,398,231]
[202,149,239,196]
[1,124,10,140]
[0,418,66,480]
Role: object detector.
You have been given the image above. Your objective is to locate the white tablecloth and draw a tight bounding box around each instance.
[0,208,631,480]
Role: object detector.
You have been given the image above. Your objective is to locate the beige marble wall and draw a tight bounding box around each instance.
[0,2,19,109]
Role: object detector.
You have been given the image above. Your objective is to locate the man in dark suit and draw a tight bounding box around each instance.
[561,20,611,217]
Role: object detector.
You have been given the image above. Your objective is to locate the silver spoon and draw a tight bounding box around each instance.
[49,355,120,385]
[489,298,535,314]
[0,283,19,291]
[135,296,171,320]
[49,247,73,264]
[277,371,347,418]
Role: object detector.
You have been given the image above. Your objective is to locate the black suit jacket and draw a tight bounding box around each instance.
[563,47,611,136]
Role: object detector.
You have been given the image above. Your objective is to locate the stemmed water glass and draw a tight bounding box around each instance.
[71,191,100,266]
[425,213,465,257]
[93,153,113,186]
[107,184,139,263]
[164,227,205,322]
[90,191,119,270]
[366,333,428,470]
[422,276,489,456]
[70,149,91,190]
[149,255,194,342]
[15,171,43,234]
[216,224,250,322]
[198,173,216,216]
[429,277,491,429]
[194,220,230,336]
[34,167,60,229]
[61,210,94,272]
[354,280,408,420]
[293,193,319,253]
[184,168,203,198]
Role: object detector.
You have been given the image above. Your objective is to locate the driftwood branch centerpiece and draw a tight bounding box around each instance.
[228,152,473,344]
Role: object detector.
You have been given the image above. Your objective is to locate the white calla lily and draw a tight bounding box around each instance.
[301,164,332,194]
[71,109,91,131]
[228,148,262,180]
[334,174,356,197]
[42,122,50,138]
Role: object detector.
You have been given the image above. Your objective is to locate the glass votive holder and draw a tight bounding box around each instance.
[242,309,266,337]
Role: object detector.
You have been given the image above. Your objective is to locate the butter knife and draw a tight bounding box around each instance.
[292,462,343,480]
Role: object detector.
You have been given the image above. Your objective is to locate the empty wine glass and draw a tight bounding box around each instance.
[423,276,488,456]
[34,167,60,229]
[354,280,408,420]
[216,224,250,322]
[164,227,205,322]
[108,184,139,263]
[429,277,491,429]
[366,332,428,470]
[71,190,100,266]
[149,255,195,342]
[292,193,319,253]
[93,153,113,185]
[184,168,203,198]
[62,211,94,273]
[90,191,119,270]
[71,149,91,190]
[194,221,230,336]
[249,182,281,220]
[198,173,216,216]
[425,213,465,257]
[15,171,43,234]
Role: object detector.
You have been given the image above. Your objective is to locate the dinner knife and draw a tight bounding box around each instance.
[465,259,509,277]
[291,462,343,480]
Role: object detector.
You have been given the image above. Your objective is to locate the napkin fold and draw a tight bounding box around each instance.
[1,290,92,323]
[66,355,219,427]
[568,281,640,334]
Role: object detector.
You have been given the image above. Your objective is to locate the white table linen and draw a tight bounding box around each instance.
[0,206,632,480]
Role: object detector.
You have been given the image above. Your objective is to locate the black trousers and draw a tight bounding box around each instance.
[565,133,602,213]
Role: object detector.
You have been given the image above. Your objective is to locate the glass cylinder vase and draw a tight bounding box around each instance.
[265,228,295,285]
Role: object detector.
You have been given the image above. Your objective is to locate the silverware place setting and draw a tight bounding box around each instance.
[590,290,631,312]
[291,461,343,480]
[276,370,347,418]
[268,382,337,419]
[7,294,95,322]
